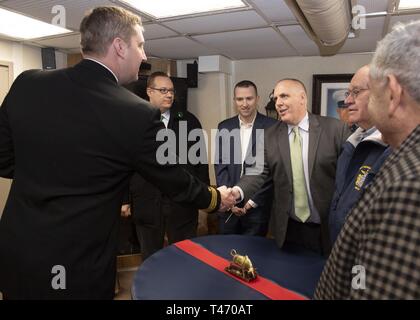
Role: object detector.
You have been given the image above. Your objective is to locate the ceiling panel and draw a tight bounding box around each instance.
[143,24,178,40]
[145,37,219,60]
[249,0,296,23]
[193,28,297,59]
[389,13,420,32]
[0,0,152,31]
[339,17,385,53]
[0,0,413,60]
[29,33,81,50]
[162,10,267,35]
[278,25,319,56]
[0,0,117,31]
[355,0,390,13]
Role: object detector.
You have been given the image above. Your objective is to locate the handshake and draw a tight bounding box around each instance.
[217,186,241,212]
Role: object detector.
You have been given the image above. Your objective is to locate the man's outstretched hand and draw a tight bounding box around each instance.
[217,186,236,212]
[120,204,131,217]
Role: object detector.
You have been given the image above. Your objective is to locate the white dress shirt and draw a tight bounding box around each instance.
[239,114,257,208]
[161,110,171,128]
[239,114,256,170]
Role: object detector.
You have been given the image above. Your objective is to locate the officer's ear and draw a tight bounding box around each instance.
[112,37,128,59]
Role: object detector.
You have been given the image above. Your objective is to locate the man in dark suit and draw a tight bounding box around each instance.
[234,79,350,255]
[215,80,276,236]
[125,72,210,260]
[0,6,234,299]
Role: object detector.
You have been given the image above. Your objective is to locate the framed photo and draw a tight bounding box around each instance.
[312,74,353,120]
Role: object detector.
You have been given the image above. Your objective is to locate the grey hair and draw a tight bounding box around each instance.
[370,20,420,103]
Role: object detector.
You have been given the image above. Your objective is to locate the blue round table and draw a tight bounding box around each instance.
[132,235,325,300]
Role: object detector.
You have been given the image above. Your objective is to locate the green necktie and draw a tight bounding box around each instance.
[290,127,310,222]
[160,114,164,122]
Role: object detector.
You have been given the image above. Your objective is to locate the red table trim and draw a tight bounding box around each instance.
[174,239,308,300]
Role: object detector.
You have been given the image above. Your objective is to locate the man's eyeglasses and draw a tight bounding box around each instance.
[149,87,176,95]
[344,88,369,99]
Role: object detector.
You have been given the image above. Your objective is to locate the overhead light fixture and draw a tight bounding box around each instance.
[398,0,420,10]
[0,7,72,40]
[358,11,387,17]
[120,0,247,18]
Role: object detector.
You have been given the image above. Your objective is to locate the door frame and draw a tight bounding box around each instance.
[0,60,13,219]
[0,60,14,92]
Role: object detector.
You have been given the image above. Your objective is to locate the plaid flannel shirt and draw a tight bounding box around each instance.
[315,125,420,299]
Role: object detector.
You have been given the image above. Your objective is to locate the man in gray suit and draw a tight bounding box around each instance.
[233,79,350,255]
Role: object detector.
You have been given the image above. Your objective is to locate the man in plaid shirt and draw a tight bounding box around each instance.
[315,20,420,299]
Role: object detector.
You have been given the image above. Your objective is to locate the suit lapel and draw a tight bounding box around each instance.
[233,116,241,159]
[308,113,321,179]
[167,110,176,130]
[233,116,240,129]
[277,123,293,186]
[245,112,262,159]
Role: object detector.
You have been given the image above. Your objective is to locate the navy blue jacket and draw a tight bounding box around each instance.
[215,112,277,206]
[329,128,391,243]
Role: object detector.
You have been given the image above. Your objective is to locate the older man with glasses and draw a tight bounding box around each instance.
[328,65,391,244]
[315,20,420,300]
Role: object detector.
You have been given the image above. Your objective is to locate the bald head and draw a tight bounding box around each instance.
[274,79,308,125]
[277,79,307,95]
[354,65,370,86]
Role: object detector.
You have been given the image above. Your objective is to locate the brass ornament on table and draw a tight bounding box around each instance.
[225,249,258,282]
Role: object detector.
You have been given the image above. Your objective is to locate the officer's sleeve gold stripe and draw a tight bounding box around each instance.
[205,186,217,212]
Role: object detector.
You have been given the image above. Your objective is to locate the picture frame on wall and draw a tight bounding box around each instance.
[312,74,353,121]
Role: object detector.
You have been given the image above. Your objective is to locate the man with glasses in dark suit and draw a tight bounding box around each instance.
[123,72,210,260]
